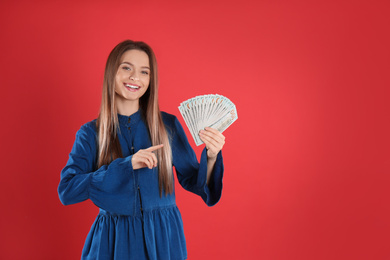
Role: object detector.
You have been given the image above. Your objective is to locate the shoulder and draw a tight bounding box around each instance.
[160,111,182,136]
[160,111,189,140]
[161,111,178,125]
[75,119,98,145]
[79,119,97,134]
[161,112,192,152]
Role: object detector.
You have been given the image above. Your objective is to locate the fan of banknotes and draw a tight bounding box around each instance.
[178,94,238,146]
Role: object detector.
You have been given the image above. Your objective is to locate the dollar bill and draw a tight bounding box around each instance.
[178,94,238,146]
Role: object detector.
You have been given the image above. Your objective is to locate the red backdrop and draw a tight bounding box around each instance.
[1,0,389,259]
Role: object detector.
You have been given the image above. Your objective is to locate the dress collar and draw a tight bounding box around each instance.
[117,110,142,126]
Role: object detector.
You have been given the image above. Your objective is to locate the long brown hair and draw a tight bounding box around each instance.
[96,40,173,196]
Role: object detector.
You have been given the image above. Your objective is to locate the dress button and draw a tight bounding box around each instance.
[128,127,131,130]
[128,118,131,123]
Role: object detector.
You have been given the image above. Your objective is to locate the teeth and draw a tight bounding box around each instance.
[126,84,139,89]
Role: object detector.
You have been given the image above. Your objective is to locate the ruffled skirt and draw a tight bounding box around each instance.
[81,205,187,260]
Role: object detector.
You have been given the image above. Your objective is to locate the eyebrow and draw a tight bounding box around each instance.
[121,61,150,70]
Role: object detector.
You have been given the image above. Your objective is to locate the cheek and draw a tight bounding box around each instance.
[114,79,121,94]
[145,77,151,87]
[115,73,123,88]
[116,71,126,82]
[114,79,118,90]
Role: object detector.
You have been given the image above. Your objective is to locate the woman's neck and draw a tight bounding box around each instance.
[115,96,139,116]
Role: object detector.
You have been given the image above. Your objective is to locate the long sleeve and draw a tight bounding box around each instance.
[170,116,224,206]
[58,122,135,214]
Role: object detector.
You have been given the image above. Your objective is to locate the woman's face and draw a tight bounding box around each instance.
[115,49,151,105]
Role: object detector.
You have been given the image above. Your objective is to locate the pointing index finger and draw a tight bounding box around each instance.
[145,144,164,152]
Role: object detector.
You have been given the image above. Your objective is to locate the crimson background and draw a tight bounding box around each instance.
[1,0,389,259]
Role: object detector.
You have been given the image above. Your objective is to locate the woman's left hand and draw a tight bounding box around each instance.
[199,127,225,159]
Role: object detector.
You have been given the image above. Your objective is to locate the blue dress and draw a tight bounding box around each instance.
[58,111,224,260]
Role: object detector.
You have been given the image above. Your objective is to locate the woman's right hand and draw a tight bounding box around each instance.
[131,144,164,170]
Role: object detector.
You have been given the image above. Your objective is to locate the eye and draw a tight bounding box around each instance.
[141,71,149,75]
[122,66,131,71]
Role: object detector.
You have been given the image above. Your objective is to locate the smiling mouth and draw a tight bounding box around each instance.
[124,83,140,90]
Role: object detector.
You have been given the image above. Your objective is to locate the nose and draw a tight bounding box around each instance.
[129,70,140,81]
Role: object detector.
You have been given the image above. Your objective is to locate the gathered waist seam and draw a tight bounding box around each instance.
[98,204,177,217]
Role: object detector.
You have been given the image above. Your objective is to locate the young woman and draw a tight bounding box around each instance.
[58,40,225,260]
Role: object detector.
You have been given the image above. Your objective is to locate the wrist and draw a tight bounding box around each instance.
[207,154,217,162]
